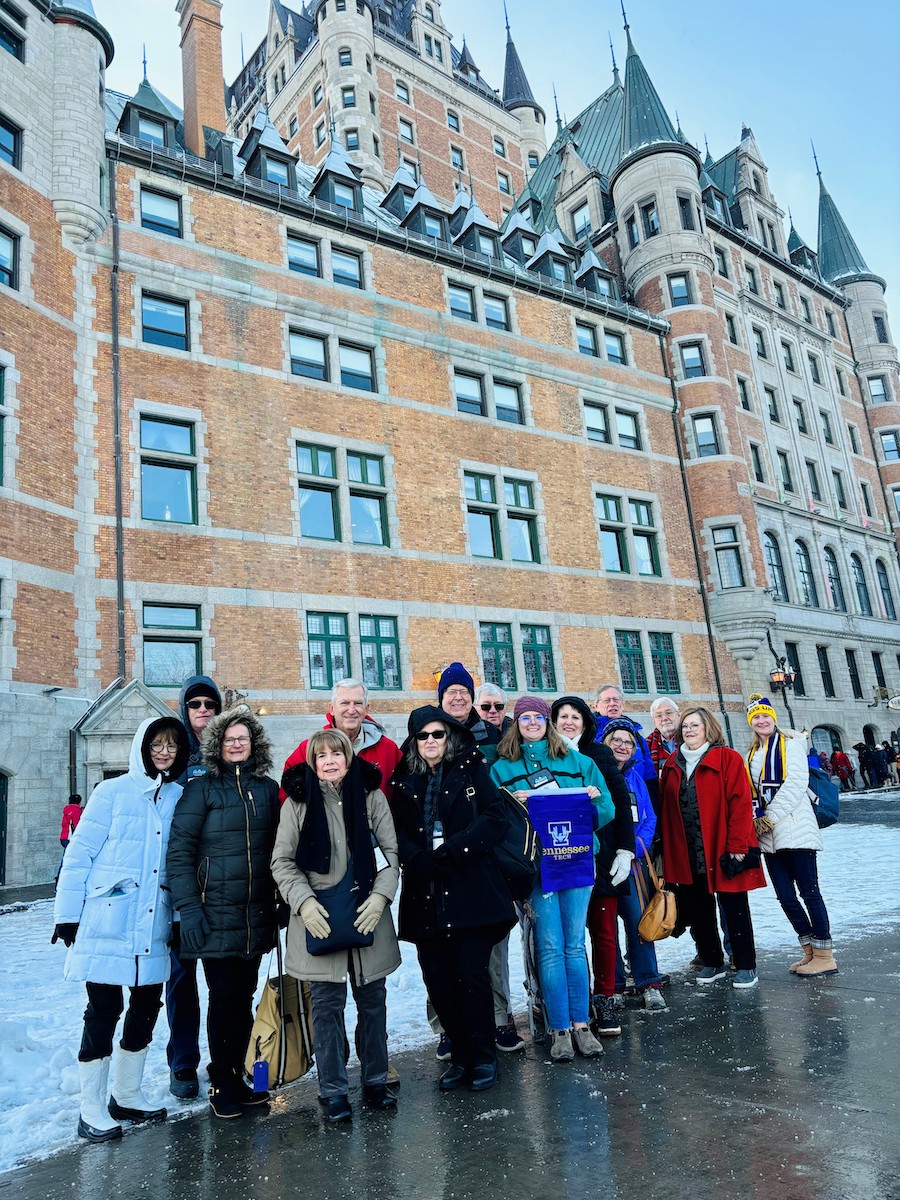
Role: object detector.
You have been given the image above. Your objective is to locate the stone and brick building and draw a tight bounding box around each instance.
[1,0,898,883]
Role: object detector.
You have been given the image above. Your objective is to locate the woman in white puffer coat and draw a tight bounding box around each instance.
[745,695,837,978]
[53,716,189,1143]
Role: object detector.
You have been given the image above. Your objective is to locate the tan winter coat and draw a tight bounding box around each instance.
[271,773,401,985]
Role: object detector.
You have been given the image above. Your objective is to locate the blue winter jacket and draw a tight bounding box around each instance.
[620,754,657,855]
[594,713,657,786]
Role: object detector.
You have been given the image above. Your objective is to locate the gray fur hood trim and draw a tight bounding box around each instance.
[200,705,274,777]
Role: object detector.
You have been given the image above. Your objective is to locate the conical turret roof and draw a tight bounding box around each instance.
[503,23,543,117]
[817,174,869,284]
[618,26,678,163]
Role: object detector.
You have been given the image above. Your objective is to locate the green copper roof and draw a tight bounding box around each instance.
[130,78,182,121]
[618,29,677,163]
[787,222,810,255]
[817,175,869,283]
[503,27,541,116]
[707,146,739,199]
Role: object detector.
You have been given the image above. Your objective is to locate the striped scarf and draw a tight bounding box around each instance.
[747,735,785,818]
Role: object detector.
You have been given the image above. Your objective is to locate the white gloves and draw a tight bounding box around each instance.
[299,896,331,941]
[354,892,389,936]
[609,849,635,888]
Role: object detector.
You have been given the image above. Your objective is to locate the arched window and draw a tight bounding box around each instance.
[876,559,897,620]
[794,540,819,607]
[823,546,846,611]
[338,46,352,66]
[764,532,789,602]
[850,554,872,616]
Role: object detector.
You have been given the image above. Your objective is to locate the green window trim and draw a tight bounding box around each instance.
[480,621,516,689]
[359,614,401,690]
[307,612,350,690]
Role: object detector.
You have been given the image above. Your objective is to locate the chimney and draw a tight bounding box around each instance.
[177,0,227,158]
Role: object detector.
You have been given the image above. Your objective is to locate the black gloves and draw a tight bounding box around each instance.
[51,923,79,947]
[178,904,210,954]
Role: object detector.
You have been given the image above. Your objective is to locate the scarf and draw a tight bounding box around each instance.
[747,734,785,817]
[295,758,377,896]
[680,742,709,780]
[422,763,443,841]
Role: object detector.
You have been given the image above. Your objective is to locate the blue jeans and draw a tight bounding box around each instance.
[531,884,591,1030]
[614,868,661,991]
[765,850,831,944]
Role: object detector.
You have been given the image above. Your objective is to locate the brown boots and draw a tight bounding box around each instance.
[789,943,814,973]
[794,946,838,977]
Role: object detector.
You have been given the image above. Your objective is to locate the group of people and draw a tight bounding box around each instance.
[52,664,838,1139]
[817,740,898,791]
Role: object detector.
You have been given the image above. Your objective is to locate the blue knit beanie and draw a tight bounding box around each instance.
[437,662,475,701]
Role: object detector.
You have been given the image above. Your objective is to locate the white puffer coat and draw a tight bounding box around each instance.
[54,718,185,986]
[746,730,823,854]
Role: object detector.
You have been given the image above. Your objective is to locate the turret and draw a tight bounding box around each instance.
[501,9,546,175]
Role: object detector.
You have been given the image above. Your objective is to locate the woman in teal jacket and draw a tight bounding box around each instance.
[490,697,613,1063]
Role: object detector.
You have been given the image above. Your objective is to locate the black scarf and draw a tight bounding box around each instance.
[422,763,443,841]
[294,758,377,896]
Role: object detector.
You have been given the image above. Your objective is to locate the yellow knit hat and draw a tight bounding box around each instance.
[746,693,777,725]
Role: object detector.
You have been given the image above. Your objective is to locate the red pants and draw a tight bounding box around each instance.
[586,892,618,997]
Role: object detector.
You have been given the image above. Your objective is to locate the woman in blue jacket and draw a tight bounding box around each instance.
[602,720,667,1012]
[491,697,613,1063]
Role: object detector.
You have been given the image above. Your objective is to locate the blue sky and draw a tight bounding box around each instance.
[97,0,900,328]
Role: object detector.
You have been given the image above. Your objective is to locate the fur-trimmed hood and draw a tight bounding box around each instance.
[200,705,274,777]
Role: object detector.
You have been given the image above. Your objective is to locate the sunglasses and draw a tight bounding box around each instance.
[479,702,505,712]
[415,729,448,742]
[186,699,219,712]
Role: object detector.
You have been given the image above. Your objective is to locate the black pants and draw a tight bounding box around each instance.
[310,970,388,1098]
[676,877,756,971]
[416,924,505,1073]
[79,982,163,1062]
[202,956,261,1076]
[166,943,201,1072]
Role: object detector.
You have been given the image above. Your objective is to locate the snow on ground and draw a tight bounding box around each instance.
[1,814,899,1173]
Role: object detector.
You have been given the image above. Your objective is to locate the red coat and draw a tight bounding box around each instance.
[278,715,403,803]
[658,745,766,894]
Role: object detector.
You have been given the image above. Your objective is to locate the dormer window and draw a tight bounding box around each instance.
[640,199,660,239]
[521,235,536,259]
[572,203,591,241]
[425,3,435,18]
[137,115,166,147]
[334,181,356,209]
[478,232,498,258]
[549,259,570,284]
[422,212,445,239]
[265,157,291,187]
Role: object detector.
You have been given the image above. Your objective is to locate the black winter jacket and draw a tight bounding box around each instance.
[390,747,516,944]
[167,708,280,959]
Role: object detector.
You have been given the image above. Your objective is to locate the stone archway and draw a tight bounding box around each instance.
[863,724,879,748]
[811,725,841,756]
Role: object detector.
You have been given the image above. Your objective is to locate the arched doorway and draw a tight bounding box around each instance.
[811,726,841,756]
[864,724,879,748]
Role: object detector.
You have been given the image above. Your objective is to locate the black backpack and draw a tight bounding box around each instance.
[489,786,543,901]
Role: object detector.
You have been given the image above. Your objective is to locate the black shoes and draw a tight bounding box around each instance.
[438,1065,470,1091]
[362,1084,398,1110]
[435,1033,453,1062]
[321,1095,352,1123]
[234,1075,270,1107]
[169,1068,199,1100]
[468,1063,500,1092]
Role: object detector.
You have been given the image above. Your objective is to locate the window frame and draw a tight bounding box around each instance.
[290,330,329,381]
[359,614,402,690]
[679,342,706,379]
[338,341,376,392]
[0,224,18,290]
[307,611,351,691]
[0,111,21,170]
[139,414,198,526]
[142,603,202,688]
[140,292,189,351]
[480,621,517,689]
[668,273,692,308]
[522,624,557,691]
[712,525,745,589]
[615,630,649,693]
[692,413,720,457]
[332,246,363,289]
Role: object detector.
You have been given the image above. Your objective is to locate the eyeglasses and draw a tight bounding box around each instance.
[415,729,448,742]
[479,703,505,712]
[149,742,177,754]
[681,723,705,734]
[223,737,251,747]
[518,714,547,724]
[186,699,218,712]
[608,738,635,749]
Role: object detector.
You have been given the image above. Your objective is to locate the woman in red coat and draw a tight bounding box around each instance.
[659,706,765,989]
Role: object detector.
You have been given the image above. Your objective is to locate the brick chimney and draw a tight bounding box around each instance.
[177,0,226,158]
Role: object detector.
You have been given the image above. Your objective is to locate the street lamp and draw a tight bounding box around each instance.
[766,632,797,726]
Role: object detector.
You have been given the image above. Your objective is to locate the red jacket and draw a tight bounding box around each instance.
[278,714,403,803]
[60,804,82,840]
[658,745,766,894]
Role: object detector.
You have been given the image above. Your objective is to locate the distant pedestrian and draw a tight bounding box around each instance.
[56,793,83,882]
[855,743,873,789]
[830,748,855,792]
[870,743,890,788]
[882,743,898,786]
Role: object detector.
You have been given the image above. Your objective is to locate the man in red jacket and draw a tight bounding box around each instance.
[279,678,402,803]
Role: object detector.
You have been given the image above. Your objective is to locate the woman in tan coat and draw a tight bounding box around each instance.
[271,729,400,1123]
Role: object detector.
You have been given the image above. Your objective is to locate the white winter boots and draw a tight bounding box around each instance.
[78,1048,167,1143]
[77,1057,122,1143]
[108,1047,167,1123]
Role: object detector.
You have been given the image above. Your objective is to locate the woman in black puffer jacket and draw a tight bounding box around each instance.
[166,706,280,1119]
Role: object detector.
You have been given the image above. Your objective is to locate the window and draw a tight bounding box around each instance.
[793,398,807,433]
[868,376,888,404]
[605,331,626,365]
[289,115,298,138]
[807,353,822,386]
[874,314,889,344]
[669,274,692,307]
[571,202,591,241]
[806,459,821,501]
[848,423,860,454]
[315,121,326,147]
[296,443,338,539]
[297,443,388,546]
[680,343,706,379]
[0,17,23,60]
[584,402,609,444]
[142,604,201,687]
[338,46,352,66]
[714,246,729,278]
[832,469,847,510]
[339,343,375,391]
[454,371,484,415]
[0,225,17,289]
[677,195,695,232]
[435,40,444,62]
[625,212,638,249]
[288,235,320,277]
[396,80,410,103]
[576,322,598,357]
[450,145,464,171]
[738,378,752,411]
[750,443,765,483]
[345,129,359,151]
[139,416,196,524]
[528,151,539,170]
[447,109,459,132]
[494,381,523,425]
[398,117,414,145]
[800,296,812,324]
[640,200,660,239]
[614,409,641,450]
[615,631,648,692]
[481,622,516,689]
[817,645,835,698]
[876,560,897,620]
[785,643,805,695]
[650,632,680,693]
[0,113,21,169]
[693,414,720,457]
[347,451,388,544]
[823,547,846,611]
[781,341,796,373]
[746,265,758,294]
[836,368,847,396]
[712,525,745,589]
[141,294,188,350]
[493,135,506,158]
[264,157,290,186]
[861,481,874,517]
[137,115,165,147]
[850,554,872,616]
[794,540,819,607]
[753,326,767,358]
[820,410,834,444]
[341,86,355,109]
[763,532,789,601]
[498,171,511,196]
[372,135,380,158]
[845,649,863,700]
[0,364,7,487]
[313,83,323,107]
[307,613,350,689]
[465,472,539,562]
[518,625,556,691]
[290,331,328,380]
[596,495,627,572]
[332,248,362,289]
[826,310,836,338]
[484,293,510,331]
[880,430,900,462]
[726,315,738,344]
[504,478,538,561]
[449,283,477,322]
[774,281,785,309]
[777,450,793,493]
[596,494,660,576]
[764,387,779,423]
[873,652,887,690]
[360,616,401,690]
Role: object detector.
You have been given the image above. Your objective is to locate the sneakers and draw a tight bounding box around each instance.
[696,965,727,984]
[169,1068,199,1100]
[435,1033,452,1062]
[732,969,759,989]
[495,1022,526,1053]
[642,986,668,1011]
[592,995,622,1037]
[549,1029,574,1063]
[572,1027,603,1058]
[611,992,625,1009]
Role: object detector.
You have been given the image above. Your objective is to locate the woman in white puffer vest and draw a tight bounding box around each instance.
[744,695,837,977]
[53,716,189,1143]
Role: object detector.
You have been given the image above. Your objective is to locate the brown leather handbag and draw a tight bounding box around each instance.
[634,839,677,942]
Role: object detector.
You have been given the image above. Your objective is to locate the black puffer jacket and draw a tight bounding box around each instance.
[167,707,280,959]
